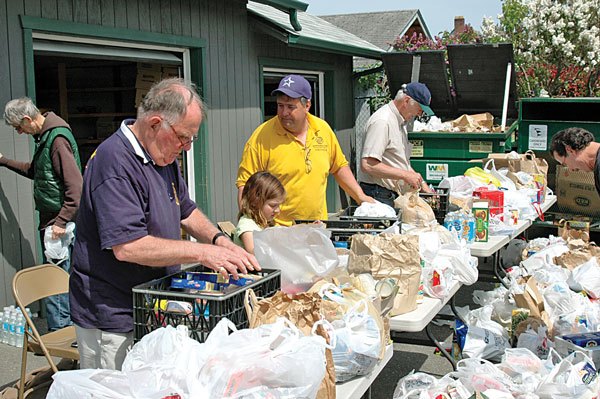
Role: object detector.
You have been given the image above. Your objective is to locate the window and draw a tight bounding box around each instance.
[262,68,324,121]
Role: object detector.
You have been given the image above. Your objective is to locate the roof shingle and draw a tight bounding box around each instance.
[320,10,430,51]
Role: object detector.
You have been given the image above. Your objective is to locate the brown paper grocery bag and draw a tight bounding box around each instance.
[513,277,544,319]
[554,240,600,269]
[507,150,549,176]
[348,234,421,316]
[484,151,549,176]
[246,290,336,399]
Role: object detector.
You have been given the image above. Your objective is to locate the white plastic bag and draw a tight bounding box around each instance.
[198,317,328,398]
[462,306,510,360]
[535,351,598,399]
[393,372,439,399]
[393,372,472,399]
[253,224,338,294]
[483,159,517,191]
[122,325,206,397]
[330,300,382,381]
[48,369,135,399]
[434,245,478,286]
[452,358,515,393]
[353,201,397,218]
[516,327,553,360]
[571,258,600,298]
[421,263,452,299]
[44,221,75,264]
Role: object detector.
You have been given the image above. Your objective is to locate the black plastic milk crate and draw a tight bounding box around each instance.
[132,265,280,343]
[419,187,450,225]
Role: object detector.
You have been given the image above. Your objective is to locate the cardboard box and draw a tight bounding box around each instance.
[135,70,162,89]
[556,166,600,216]
[472,200,489,242]
[555,335,600,366]
[162,66,180,79]
[561,332,600,348]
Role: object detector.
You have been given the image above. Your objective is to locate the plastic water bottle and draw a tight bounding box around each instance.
[1,308,9,344]
[0,311,4,344]
[465,212,476,244]
[8,311,16,346]
[452,212,463,241]
[443,212,453,231]
[15,314,24,348]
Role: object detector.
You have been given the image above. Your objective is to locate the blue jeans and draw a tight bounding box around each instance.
[359,182,398,208]
[40,231,73,332]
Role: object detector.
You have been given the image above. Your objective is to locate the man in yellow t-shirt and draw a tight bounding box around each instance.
[236,74,373,225]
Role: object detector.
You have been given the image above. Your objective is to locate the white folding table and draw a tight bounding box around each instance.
[470,194,557,257]
[388,280,462,369]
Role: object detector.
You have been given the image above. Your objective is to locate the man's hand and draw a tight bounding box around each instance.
[402,170,424,191]
[420,182,435,193]
[0,152,3,159]
[358,194,376,204]
[210,235,261,278]
[51,224,66,240]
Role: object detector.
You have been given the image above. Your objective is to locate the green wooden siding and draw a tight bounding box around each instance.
[0,0,356,308]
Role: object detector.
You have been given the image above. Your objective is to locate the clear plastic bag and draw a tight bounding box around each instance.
[253,224,338,294]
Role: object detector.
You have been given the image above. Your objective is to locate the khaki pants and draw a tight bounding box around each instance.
[75,325,133,370]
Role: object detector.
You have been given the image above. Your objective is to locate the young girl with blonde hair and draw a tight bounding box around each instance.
[233,171,286,253]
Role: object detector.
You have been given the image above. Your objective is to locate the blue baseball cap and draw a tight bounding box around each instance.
[405,82,434,116]
[271,74,312,100]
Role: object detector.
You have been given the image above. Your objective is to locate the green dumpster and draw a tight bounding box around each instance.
[407,126,515,183]
[518,97,600,153]
[518,97,600,192]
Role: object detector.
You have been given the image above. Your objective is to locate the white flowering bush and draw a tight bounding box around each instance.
[481,0,600,97]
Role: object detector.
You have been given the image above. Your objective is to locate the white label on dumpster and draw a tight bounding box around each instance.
[426,163,449,181]
[410,140,424,157]
[528,125,548,150]
[469,141,493,153]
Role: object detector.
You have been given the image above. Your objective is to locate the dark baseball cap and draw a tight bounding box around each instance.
[271,74,312,100]
[405,82,434,116]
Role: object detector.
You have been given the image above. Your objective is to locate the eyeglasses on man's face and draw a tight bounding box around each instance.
[164,120,199,147]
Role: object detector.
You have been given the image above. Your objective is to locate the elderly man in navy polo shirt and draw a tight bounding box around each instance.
[69,78,259,370]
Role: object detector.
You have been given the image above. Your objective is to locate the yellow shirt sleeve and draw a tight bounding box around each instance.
[236,127,264,188]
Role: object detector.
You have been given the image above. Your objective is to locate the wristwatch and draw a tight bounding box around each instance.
[212,232,227,245]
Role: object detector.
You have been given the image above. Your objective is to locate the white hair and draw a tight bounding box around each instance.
[4,97,40,125]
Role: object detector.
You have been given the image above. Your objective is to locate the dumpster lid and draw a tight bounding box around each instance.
[381,43,518,120]
[447,43,518,119]
[382,50,453,117]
